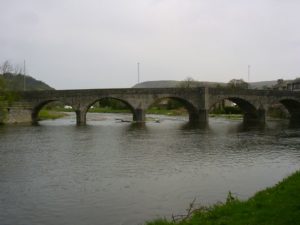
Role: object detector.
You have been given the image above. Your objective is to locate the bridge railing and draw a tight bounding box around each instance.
[208,87,299,97]
[17,87,208,98]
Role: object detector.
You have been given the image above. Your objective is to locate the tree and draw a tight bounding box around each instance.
[178,77,195,88]
[13,64,23,75]
[0,60,13,74]
[0,60,24,75]
[0,77,7,123]
[0,76,5,90]
[227,79,249,89]
[0,76,19,124]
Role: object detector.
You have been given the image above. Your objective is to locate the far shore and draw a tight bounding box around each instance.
[38,108,244,121]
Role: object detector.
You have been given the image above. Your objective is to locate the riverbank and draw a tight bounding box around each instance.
[88,107,187,116]
[55,107,243,118]
[36,108,244,122]
[146,170,300,225]
[89,108,243,119]
[209,114,242,120]
[40,108,286,122]
[38,110,67,120]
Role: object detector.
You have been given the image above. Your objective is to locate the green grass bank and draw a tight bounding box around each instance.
[146,171,300,225]
[38,110,67,120]
[88,107,187,116]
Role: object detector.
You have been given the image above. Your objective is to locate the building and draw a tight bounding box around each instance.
[272,79,289,90]
[287,78,300,91]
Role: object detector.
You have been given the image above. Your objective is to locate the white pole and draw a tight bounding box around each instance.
[248,65,250,83]
[137,62,140,83]
[23,60,26,91]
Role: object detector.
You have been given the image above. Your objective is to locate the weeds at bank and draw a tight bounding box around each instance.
[38,110,67,120]
[146,171,300,225]
[58,107,188,116]
[209,114,243,120]
[39,107,283,122]
[88,108,130,113]
[147,108,187,116]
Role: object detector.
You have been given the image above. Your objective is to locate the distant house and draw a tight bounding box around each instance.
[272,79,289,90]
[287,78,300,91]
[64,105,72,109]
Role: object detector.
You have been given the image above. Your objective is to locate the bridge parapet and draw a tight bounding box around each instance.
[10,87,208,125]
[2,87,300,125]
[208,87,300,124]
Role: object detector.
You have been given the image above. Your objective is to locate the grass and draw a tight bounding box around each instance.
[209,114,243,120]
[88,107,130,113]
[38,110,67,120]
[146,171,300,225]
[147,108,187,116]
[55,106,245,118]
[89,107,188,116]
[58,107,189,116]
[89,107,244,119]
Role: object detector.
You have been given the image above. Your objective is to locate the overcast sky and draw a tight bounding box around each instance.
[0,0,300,89]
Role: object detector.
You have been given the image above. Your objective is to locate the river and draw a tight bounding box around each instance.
[0,113,300,225]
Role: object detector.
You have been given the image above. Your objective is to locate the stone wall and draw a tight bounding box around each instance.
[5,108,32,124]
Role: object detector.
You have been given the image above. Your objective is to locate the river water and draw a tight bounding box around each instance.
[0,113,300,225]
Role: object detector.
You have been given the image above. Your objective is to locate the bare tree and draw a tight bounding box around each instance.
[0,60,13,74]
[178,77,195,88]
[13,64,23,75]
[227,78,249,89]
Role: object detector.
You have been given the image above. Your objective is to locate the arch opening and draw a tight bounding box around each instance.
[86,97,136,123]
[210,97,263,123]
[210,99,242,115]
[32,100,74,125]
[278,99,300,123]
[0,98,7,124]
[266,104,289,120]
[146,97,200,123]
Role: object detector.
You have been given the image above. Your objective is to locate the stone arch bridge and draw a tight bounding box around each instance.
[3,87,300,125]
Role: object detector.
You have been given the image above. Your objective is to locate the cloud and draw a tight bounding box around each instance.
[0,0,300,89]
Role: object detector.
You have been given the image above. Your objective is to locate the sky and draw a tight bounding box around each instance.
[0,0,300,89]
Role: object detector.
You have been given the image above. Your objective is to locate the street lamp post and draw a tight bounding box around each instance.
[137,62,140,84]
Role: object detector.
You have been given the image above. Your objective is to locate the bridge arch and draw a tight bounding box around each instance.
[84,97,138,123]
[276,98,300,123]
[31,99,75,125]
[209,97,265,123]
[146,96,202,123]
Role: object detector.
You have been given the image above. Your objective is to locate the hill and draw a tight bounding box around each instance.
[133,80,180,88]
[133,80,227,88]
[0,73,54,91]
[249,80,279,89]
[133,80,284,89]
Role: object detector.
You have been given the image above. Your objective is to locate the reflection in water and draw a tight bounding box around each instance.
[0,113,300,225]
[180,121,210,130]
[289,120,300,129]
[226,121,266,133]
[126,122,148,131]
